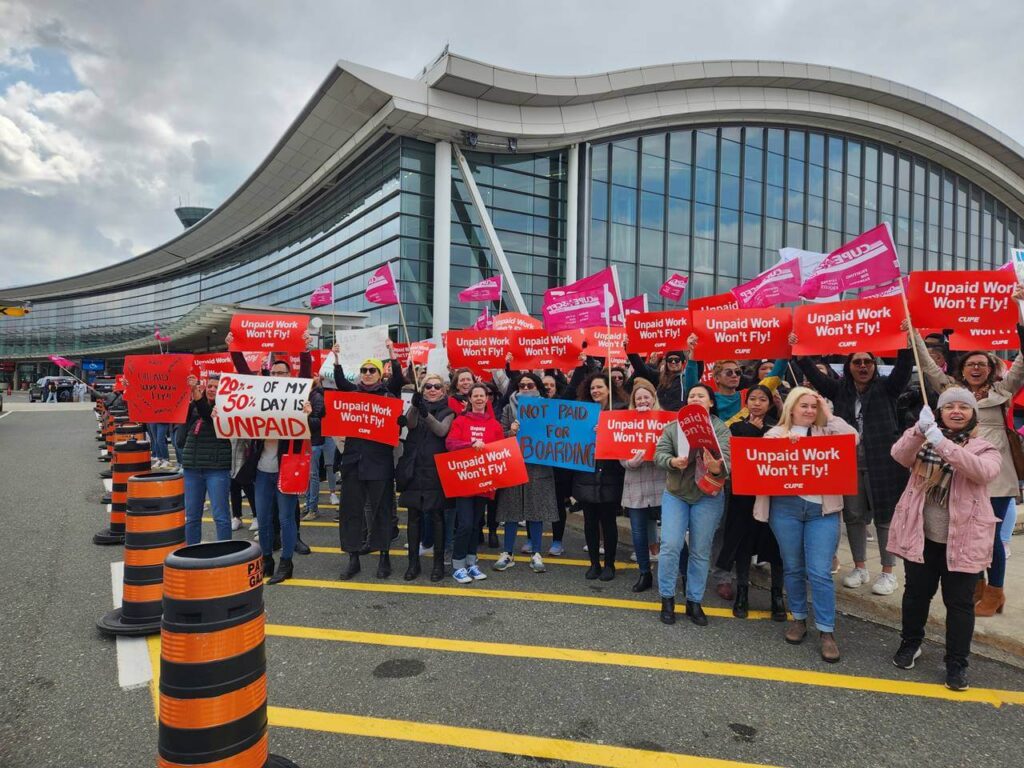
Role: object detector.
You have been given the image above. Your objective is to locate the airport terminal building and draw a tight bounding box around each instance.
[4,51,1024,384]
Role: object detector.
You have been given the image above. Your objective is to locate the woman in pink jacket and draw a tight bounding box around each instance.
[888,387,1001,692]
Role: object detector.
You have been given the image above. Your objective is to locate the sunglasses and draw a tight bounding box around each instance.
[359,367,380,374]
[720,369,741,376]
[850,359,875,367]
[665,357,682,364]
[423,382,443,390]
[519,382,537,390]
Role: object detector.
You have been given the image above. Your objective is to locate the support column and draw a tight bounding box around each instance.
[566,143,579,283]
[432,141,452,340]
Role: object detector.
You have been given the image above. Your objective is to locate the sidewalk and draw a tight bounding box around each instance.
[576,509,1024,669]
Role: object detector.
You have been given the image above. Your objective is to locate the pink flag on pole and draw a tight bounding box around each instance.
[458,275,502,303]
[799,223,901,299]
[542,267,623,332]
[730,260,803,308]
[659,273,689,302]
[859,276,909,299]
[365,263,399,305]
[49,355,75,369]
[622,294,648,316]
[310,282,335,308]
[471,308,493,330]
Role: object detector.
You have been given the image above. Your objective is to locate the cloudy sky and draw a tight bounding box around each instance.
[1,0,1021,289]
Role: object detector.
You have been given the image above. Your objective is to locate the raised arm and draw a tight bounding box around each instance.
[795,356,840,401]
[883,347,915,398]
[911,330,954,394]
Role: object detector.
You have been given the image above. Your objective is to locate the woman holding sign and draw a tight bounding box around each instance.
[888,387,1001,691]
[446,383,505,584]
[181,374,233,545]
[654,384,730,625]
[754,387,858,662]
[911,325,1024,618]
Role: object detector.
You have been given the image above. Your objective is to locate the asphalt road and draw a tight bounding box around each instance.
[2,408,1023,767]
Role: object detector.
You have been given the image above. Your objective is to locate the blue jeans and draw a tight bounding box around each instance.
[769,497,841,632]
[503,520,543,555]
[255,470,298,560]
[45,392,56,403]
[148,424,169,460]
[989,496,1014,588]
[306,443,324,513]
[183,468,231,545]
[628,507,659,574]
[657,491,725,602]
[323,438,337,492]
[1001,501,1017,546]
[452,497,486,570]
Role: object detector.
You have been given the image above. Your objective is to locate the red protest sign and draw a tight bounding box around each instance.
[908,271,1017,333]
[691,308,791,361]
[730,434,858,495]
[676,404,722,457]
[446,330,513,373]
[434,438,529,498]
[228,314,308,353]
[192,352,267,378]
[322,391,403,445]
[595,411,676,460]
[123,354,194,424]
[392,341,435,369]
[625,311,692,354]
[792,295,905,355]
[689,292,739,312]
[580,327,628,365]
[509,330,584,369]
[492,312,542,331]
[949,327,1019,351]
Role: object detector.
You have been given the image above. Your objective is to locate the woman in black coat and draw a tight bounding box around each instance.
[396,373,454,582]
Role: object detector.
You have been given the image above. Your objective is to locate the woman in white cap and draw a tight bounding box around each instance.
[888,387,1001,691]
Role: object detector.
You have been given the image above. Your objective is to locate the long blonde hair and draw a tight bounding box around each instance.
[776,386,827,435]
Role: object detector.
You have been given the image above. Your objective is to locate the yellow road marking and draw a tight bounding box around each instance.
[146,635,160,722]
[306,544,637,569]
[264,623,1024,708]
[279,577,769,620]
[200,515,553,537]
[269,705,777,768]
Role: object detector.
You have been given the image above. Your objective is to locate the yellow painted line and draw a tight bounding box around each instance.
[306,544,637,570]
[200,515,553,538]
[279,577,768,620]
[264,623,1024,708]
[268,705,776,768]
[146,635,160,722]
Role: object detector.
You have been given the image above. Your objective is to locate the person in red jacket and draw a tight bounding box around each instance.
[445,383,504,584]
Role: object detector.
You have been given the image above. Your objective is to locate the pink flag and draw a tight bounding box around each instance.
[659,273,689,302]
[730,260,802,308]
[542,267,623,332]
[471,308,493,330]
[310,282,335,308]
[459,275,502,303]
[49,355,75,369]
[799,223,901,299]
[623,294,648,316]
[365,263,399,305]
[859,276,909,298]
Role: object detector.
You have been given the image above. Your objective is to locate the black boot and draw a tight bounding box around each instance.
[404,556,421,581]
[430,558,445,582]
[632,572,653,593]
[584,563,602,580]
[599,564,616,582]
[262,555,275,580]
[686,600,708,626]
[294,537,311,555]
[487,531,500,549]
[770,588,787,622]
[267,558,293,585]
[733,585,749,619]
[340,554,360,580]
[660,597,676,625]
[376,552,391,579]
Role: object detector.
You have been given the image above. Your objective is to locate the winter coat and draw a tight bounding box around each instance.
[333,371,401,482]
[397,398,454,512]
[307,386,325,447]
[496,394,559,522]
[888,427,1002,573]
[180,397,232,470]
[752,415,859,522]
[913,331,1024,500]
[569,399,626,506]
[446,409,505,500]
[796,349,913,520]
[618,411,668,509]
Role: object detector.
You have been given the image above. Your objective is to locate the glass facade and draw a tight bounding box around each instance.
[588,125,1024,308]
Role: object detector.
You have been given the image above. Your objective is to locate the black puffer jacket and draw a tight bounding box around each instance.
[571,400,626,505]
[334,364,402,482]
[180,397,232,470]
[397,398,454,511]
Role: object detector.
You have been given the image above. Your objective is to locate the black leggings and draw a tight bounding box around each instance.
[552,505,567,543]
[582,501,619,567]
[230,478,255,519]
[407,506,445,560]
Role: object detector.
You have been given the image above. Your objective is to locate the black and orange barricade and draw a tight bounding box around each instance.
[100,420,143,481]
[94,438,151,545]
[159,540,298,768]
[98,471,185,635]
[100,414,129,462]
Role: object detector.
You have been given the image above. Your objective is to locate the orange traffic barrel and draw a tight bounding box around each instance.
[159,540,298,768]
[99,471,185,635]
[116,422,147,444]
[94,438,151,545]
[100,415,129,462]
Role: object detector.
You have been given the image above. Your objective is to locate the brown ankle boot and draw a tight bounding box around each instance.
[784,619,807,645]
[820,632,841,663]
[973,577,986,605]
[975,585,1005,617]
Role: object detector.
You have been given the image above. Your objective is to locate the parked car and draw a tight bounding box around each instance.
[30,376,77,402]
[91,376,117,402]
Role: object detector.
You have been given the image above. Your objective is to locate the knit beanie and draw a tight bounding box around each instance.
[937,386,977,412]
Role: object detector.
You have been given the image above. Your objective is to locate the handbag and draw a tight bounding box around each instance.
[1000,402,1024,481]
[278,443,311,495]
[694,453,725,496]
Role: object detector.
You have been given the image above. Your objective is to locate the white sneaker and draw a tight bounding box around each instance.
[329,493,339,505]
[467,564,487,581]
[530,553,546,573]
[231,517,242,531]
[493,552,515,571]
[842,567,870,588]
[630,551,637,562]
[872,572,898,595]
[249,518,259,532]
[582,545,606,555]
[418,544,432,556]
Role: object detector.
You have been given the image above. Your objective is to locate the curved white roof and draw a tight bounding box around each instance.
[6,52,1024,301]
